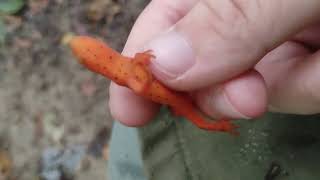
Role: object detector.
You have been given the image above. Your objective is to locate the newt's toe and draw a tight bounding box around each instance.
[218,119,240,136]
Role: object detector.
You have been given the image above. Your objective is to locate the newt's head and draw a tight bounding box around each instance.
[69,36,119,73]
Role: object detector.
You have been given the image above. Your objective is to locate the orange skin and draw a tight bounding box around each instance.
[69,36,239,135]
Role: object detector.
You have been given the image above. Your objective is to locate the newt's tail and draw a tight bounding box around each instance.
[177,106,239,135]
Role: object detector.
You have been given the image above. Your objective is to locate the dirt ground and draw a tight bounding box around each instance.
[0,0,149,179]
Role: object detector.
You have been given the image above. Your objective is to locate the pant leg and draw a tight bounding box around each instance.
[107,122,147,180]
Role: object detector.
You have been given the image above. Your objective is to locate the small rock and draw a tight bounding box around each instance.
[39,145,87,180]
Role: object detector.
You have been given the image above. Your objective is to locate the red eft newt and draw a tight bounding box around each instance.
[69,36,239,135]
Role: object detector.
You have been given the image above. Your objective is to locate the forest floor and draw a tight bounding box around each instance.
[0,0,148,179]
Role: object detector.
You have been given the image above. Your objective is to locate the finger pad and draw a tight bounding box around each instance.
[109,83,160,126]
[224,71,268,118]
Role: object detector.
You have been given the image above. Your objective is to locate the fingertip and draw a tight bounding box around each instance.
[109,83,160,126]
[195,70,267,119]
[224,70,268,118]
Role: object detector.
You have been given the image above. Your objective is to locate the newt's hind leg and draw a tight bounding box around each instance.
[169,107,182,116]
[127,50,155,94]
[196,119,239,136]
[171,106,239,135]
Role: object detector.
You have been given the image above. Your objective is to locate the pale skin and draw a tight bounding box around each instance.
[109,0,320,126]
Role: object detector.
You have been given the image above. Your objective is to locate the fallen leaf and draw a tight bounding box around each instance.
[14,37,32,49]
[0,150,12,179]
[102,145,109,160]
[3,15,22,32]
[60,32,74,45]
[86,0,112,22]
[28,0,49,15]
[0,0,25,14]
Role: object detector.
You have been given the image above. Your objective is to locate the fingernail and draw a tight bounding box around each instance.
[145,30,195,80]
[210,86,251,119]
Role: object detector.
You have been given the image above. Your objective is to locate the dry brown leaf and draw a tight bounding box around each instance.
[86,0,112,22]
[28,0,49,15]
[3,15,22,33]
[60,32,74,45]
[0,150,12,179]
[86,0,122,23]
[102,145,109,160]
[14,38,32,49]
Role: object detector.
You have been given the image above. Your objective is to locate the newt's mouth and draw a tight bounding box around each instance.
[70,49,85,65]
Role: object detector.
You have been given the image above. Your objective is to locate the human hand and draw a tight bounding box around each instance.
[109,0,320,126]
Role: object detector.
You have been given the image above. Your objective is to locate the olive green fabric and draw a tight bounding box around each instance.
[108,108,320,180]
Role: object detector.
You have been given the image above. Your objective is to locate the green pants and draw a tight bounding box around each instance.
[108,108,320,180]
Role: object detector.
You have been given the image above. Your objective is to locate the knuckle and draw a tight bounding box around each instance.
[201,0,267,57]
[200,0,252,42]
[202,0,251,27]
[151,0,190,22]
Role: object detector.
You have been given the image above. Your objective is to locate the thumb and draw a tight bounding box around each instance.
[145,0,320,91]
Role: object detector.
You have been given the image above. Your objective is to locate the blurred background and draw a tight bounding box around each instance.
[0,0,148,179]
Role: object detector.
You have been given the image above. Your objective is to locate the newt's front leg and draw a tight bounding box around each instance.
[127,50,155,94]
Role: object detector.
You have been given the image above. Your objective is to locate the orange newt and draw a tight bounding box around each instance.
[69,36,239,135]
